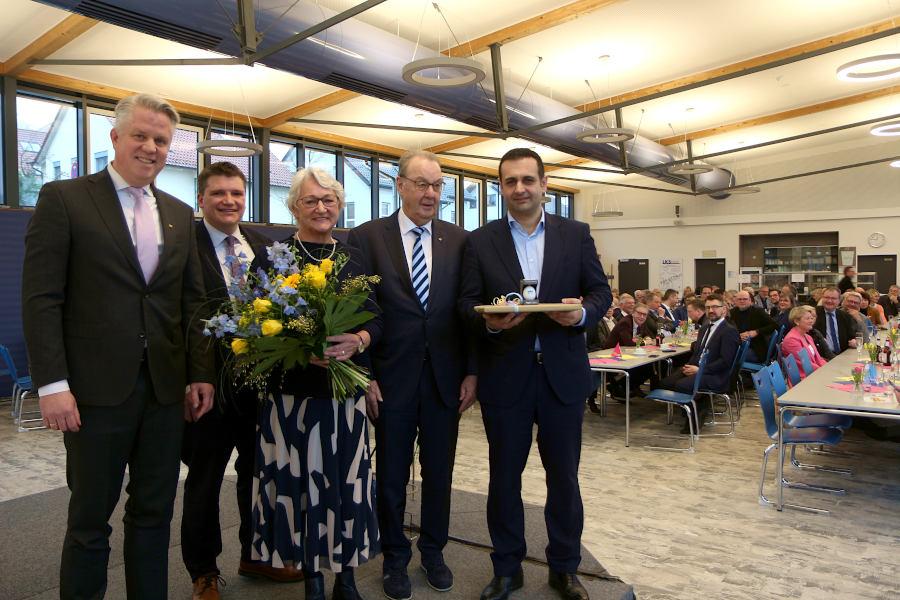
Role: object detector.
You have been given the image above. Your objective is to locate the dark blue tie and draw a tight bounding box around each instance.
[827,311,839,352]
[411,226,429,311]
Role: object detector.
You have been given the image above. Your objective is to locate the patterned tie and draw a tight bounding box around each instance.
[126,186,158,283]
[223,235,243,283]
[827,311,839,352]
[410,226,429,311]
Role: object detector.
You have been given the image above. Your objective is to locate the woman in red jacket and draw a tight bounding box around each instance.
[781,305,828,379]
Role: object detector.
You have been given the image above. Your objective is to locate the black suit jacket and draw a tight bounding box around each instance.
[601,315,654,349]
[690,320,740,392]
[195,221,271,405]
[459,214,611,405]
[22,169,214,406]
[814,306,855,353]
[728,306,776,359]
[347,212,472,409]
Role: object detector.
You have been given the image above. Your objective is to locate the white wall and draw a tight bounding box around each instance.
[573,139,900,292]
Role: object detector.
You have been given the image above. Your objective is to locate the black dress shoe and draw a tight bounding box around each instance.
[480,569,524,600]
[333,569,365,600]
[587,393,602,414]
[548,571,589,600]
[303,570,326,600]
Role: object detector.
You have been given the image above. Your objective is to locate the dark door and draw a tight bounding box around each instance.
[695,258,726,290]
[858,254,897,290]
[618,258,649,296]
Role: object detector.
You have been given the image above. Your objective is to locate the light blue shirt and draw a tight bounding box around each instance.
[505,211,585,349]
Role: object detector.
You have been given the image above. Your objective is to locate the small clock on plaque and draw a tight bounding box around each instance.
[520,279,539,304]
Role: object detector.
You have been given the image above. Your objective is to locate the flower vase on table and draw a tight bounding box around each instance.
[632,337,647,355]
[850,366,864,401]
[864,342,880,385]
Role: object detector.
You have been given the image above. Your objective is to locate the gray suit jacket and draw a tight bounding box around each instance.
[22,169,214,406]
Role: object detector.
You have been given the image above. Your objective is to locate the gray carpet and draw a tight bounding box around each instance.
[0,479,634,599]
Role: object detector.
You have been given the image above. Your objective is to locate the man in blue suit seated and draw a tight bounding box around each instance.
[459,148,611,600]
[656,293,740,433]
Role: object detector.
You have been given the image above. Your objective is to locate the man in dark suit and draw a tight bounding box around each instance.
[178,162,294,599]
[646,292,674,334]
[878,284,900,318]
[662,289,684,324]
[612,293,634,322]
[22,94,215,599]
[658,294,740,433]
[814,287,858,354]
[459,148,611,600]
[347,150,475,600]
[729,290,777,363]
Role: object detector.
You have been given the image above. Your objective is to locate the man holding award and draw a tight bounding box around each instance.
[459,148,611,600]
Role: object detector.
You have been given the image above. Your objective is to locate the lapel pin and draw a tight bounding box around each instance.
[167,223,174,228]
[438,236,443,242]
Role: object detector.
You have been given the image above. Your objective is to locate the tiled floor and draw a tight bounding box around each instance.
[2,394,898,599]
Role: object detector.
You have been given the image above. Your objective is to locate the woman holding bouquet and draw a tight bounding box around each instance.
[250,167,379,600]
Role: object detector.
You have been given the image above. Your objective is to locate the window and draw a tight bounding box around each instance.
[93,151,108,172]
[559,193,572,218]
[305,147,336,177]
[269,140,297,224]
[343,155,372,227]
[486,181,503,222]
[544,191,558,215]
[16,95,79,206]
[440,174,458,224]
[378,161,400,217]
[463,177,481,231]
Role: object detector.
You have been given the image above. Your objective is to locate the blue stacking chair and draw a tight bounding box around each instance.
[643,350,708,452]
[752,370,845,513]
[742,324,785,373]
[782,354,802,387]
[699,339,750,433]
[797,347,815,377]
[766,363,852,430]
[0,345,34,422]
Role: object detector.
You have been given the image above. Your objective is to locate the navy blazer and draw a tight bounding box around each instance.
[459,214,611,406]
[347,212,472,409]
[689,319,740,392]
[813,307,855,353]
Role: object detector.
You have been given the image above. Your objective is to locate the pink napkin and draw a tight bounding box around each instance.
[828,382,892,393]
[590,358,622,366]
[612,343,622,358]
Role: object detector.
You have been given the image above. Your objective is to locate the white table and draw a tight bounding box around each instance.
[776,348,900,510]
[589,345,693,446]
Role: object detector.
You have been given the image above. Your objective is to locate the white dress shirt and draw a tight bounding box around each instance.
[398,208,432,277]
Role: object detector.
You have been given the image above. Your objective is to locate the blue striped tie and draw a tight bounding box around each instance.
[411,226,429,311]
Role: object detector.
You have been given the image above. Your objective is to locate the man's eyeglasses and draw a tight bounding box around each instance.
[299,195,338,209]
[400,176,444,193]
[705,304,724,311]
[634,311,649,317]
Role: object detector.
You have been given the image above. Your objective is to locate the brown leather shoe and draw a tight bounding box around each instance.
[238,560,304,583]
[192,573,223,600]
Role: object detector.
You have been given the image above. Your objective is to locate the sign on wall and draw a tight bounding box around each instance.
[659,258,683,291]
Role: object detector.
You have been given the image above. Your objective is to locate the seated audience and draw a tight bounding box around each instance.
[814,287,858,354]
[685,297,707,329]
[841,290,871,341]
[865,288,887,326]
[646,292,675,334]
[682,286,694,302]
[657,294,740,433]
[613,293,635,321]
[766,288,781,317]
[775,294,794,330]
[877,285,899,319]
[781,305,828,379]
[634,289,647,303]
[587,306,617,352]
[661,288,682,323]
[729,290,777,363]
[602,303,656,397]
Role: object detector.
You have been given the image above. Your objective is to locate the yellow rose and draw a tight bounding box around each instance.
[261,319,283,336]
[253,298,272,314]
[309,270,327,289]
[231,339,249,354]
[319,258,334,275]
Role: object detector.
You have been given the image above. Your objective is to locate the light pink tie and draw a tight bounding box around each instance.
[126,186,159,283]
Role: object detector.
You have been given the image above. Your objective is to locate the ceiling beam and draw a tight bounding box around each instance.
[1,14,98,76]
[261,0,622,129]
[575,16,900,115]
[427,135,494,154]
[656,85,900,145]
[446,0,623,58]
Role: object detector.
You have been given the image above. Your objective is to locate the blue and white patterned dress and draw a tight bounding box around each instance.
[249,240,380,573]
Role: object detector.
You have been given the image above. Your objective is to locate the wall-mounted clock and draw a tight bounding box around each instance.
[868,232,886,248]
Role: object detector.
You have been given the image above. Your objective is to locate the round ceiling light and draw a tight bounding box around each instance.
[197,139,263,157]
[401,56,487,88]
[576,128,634,143]
[836,54,900,82]
[890,160,900,168]
[667,162,713,175]
[870,119,900,136]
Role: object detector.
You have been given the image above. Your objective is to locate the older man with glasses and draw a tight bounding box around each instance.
[729,290,777,363]
[656,294,740,433]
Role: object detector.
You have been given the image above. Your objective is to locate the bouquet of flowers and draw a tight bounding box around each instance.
[204,241,380,401]
[680,318,692,336]
[888,327,899,348]
[850,365,863,388]
[864,341,879,364]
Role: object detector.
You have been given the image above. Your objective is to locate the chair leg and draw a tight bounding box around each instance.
[789,446,852,476]
[698,393,736,437]
[642,402,695,452]
[807,444,856,458]
[760,442,831,514]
